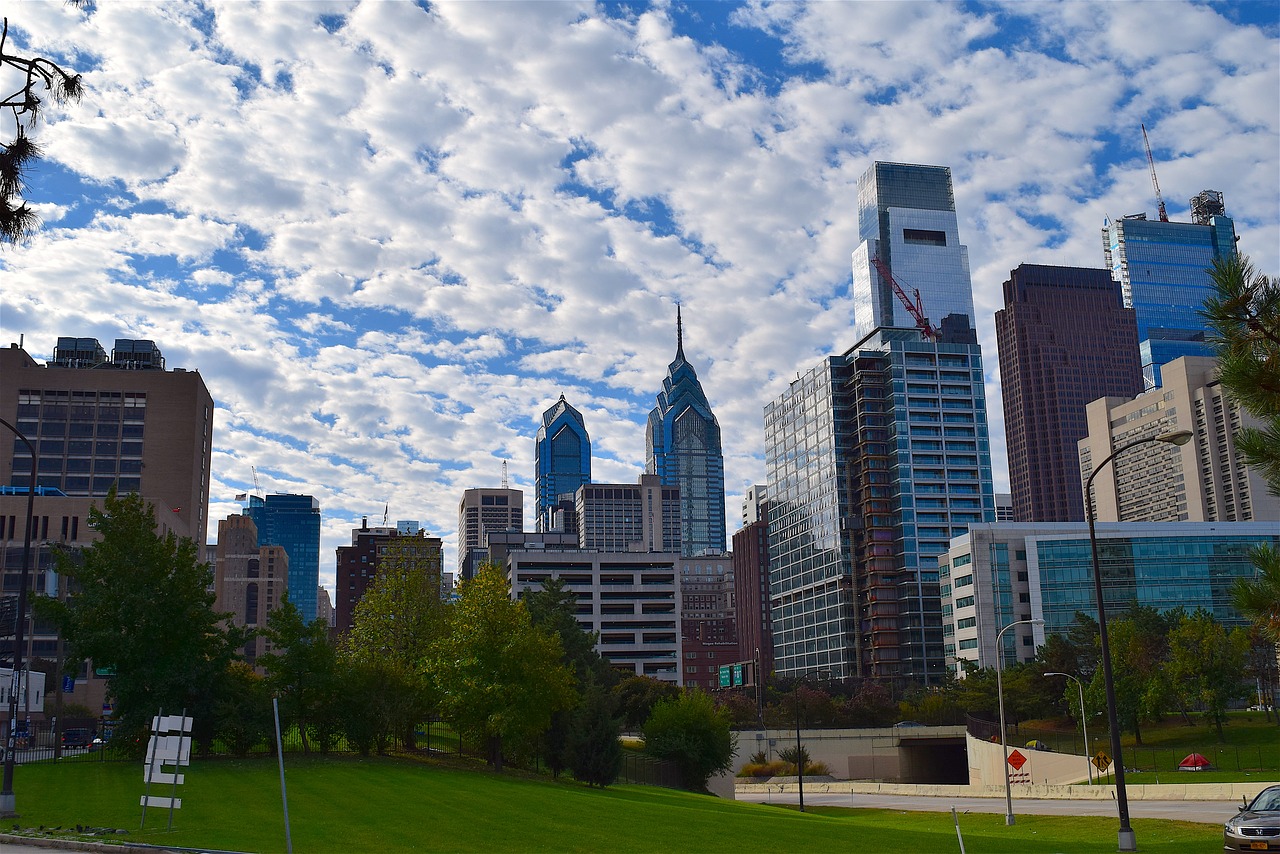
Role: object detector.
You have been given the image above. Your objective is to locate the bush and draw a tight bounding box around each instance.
[643,690,737,792]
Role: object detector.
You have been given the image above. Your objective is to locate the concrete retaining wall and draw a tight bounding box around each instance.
[736,779,1274,801]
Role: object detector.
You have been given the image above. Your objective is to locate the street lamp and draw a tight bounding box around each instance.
[1085,429,1193,852]
[996,617,1044,826]
[1045,671,1092,785]
[0,417,37,817]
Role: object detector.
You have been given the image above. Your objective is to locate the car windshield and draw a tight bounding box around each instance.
[1251,789,1280,812]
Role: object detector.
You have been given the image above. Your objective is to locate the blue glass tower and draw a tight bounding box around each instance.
[1102,190,1237,388]
[534,395,591,532]
[246,493,321,621]
[646,308,726,557]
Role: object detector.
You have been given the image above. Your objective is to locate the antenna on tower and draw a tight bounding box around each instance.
[1141,123,1169,223]
[501,460,509,490]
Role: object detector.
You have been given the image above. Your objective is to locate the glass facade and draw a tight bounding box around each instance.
[1102,213,1236,388]
[534,396,590,533]
[246,493,322,622]
[646,312,726,557]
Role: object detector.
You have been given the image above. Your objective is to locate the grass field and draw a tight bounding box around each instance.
[6,754,1226,853]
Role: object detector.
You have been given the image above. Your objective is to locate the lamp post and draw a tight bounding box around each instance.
[1085,429,1193,852]
[0,417,36,817]
[996,617,1043,826]
[1045,671,1092,785]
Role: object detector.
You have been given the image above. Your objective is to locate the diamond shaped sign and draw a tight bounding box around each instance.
[1007,749,1027,771]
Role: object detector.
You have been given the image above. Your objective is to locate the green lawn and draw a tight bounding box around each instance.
[6,754,1223,853]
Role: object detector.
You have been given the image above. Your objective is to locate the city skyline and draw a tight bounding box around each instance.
[1,2,1276,592]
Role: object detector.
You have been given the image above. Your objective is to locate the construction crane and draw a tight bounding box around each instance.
[869,255,937,340]
[1141,123,1169,223]
[251,465,262,497]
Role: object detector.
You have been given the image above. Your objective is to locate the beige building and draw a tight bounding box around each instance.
[214,514,288,668]
[457,488,523,578]
[1079,356,1279,523]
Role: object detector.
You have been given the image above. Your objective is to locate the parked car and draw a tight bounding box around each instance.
[1224,784,1280,852]
[61,727,93,749]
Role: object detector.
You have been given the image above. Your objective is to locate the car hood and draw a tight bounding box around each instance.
[1231,809,1280,825]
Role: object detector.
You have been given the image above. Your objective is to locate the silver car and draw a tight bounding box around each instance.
[1225,785,1280,852]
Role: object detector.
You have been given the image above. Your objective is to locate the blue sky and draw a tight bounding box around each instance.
[2,1,1277,592]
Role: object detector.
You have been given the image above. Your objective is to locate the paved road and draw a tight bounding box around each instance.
[735,788,1239,825]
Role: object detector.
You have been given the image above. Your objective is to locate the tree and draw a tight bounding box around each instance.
[614,675,681,731]
[342,537,447,749]
[1203,254,1280,646]
[1,14,82,243]
[258,596,339,754]
[642,690,736,792]
[1088,606,1170,745]
[40,490,245,748]
[1166,610,1249,740]
[567,682,623,788]
[431,564,575,771]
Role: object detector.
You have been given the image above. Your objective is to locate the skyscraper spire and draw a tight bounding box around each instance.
[676,303,685,361]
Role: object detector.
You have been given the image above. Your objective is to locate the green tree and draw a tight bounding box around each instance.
[1,15,83,243]
[1233,545,1280,645]
[258,596,339,753]
[40,490,245,749]
[342,537,446,749]
[613,675,681,731]
[1166,610,1249,740]
[431,564,575,771]
[211,661,273,756]
[1088,606,1170,745]
[642,690,736,792]
[567,682,623,788]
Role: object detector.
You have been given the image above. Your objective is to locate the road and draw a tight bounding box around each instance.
[735,788,1239,825]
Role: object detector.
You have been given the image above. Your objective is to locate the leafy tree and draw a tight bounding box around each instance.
[613,675,681,731]
[567,682,623,788]
[342,537,446,749]
[1088,606,1170,745]
[40,490,245,750]
[258,596,339,754]
[1,14,83,243]
[211,661,273,756]
[524,576,615,688]
[1166,610,1249,740]
[1233,545,1280,645]
[642,690,736,792]
[839,680,897,728]
[431,564,575,771]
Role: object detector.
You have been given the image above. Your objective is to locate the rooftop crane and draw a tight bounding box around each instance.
[1141,123,1169,223]
[868,255,937,340]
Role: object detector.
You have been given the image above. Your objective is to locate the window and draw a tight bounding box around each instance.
[903,228,947,246]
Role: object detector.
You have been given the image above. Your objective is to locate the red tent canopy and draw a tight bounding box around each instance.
[1178,753,1211,770]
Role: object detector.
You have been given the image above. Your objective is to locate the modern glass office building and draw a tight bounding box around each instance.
[246,493,321,621]
[646,309,726,558]
[534,395,591,533]
[1102,190,1236,389]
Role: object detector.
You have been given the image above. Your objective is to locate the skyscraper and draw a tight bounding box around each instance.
[1102,189,1237,389]
[457,487,523,578]
[534,395,590,533]
[213,513,289,667]
[765,162,995,684]
[646,309,726,557]
[245,493,322,622]
[995,264,1143,522]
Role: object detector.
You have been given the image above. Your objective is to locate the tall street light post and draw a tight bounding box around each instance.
[0,417,37,817]
[996,617,1043,826]
[1085,429,1193,852]
[1045,671,1092,785]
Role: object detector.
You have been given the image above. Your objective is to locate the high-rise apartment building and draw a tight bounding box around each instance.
[245,493,321,622]
[646,309,726,557]
[576,474,680,554]
[213,514,288,667]
[1080,356,1280,523]
[535,395,591,533]
[732,514,772,680]
[679,554,735,691]
[995,264,1143,522]
[765,162,995,685]
[335,520,443,632]
[457,487,522,579]
[1102,190,1237,388]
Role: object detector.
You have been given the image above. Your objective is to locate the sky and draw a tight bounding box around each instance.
[2,1,1277,595]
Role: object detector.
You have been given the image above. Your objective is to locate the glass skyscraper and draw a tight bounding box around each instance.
[1102,190,1236,388]
[646,308,726,557]
[246,493,321,622]
[766,161,995,684]
[534,395,591,533]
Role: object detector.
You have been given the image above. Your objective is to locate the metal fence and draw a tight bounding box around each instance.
[618,751,683,788]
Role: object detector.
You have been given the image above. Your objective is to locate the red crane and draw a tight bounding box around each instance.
[869,255,937,339]
[1141,123,1169,223]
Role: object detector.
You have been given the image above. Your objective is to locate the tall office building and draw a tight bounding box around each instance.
[213,514,289,667]
[995,264,1143,522]
[457,487,523,578]
[765,162,995,684]
[679,554,736,691]
[335,520,443,633]
[1102,189,1237,388]
[576,474,680,554]
[1080,356,1280,524]
[534,395,591,533]
[645,309,726,557]
[245,493,321,622]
